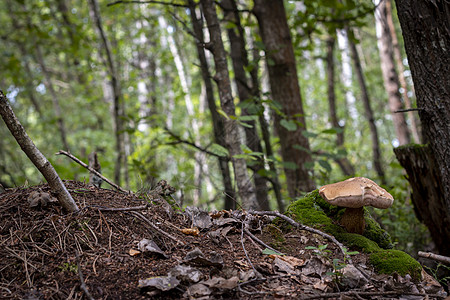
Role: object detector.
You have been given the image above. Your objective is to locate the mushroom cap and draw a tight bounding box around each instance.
[319,177,393,209]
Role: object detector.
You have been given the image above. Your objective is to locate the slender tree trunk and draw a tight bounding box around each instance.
[188,0,236,209]
[34,46,71,152]
[253,0,315,197]
[221,0,270,210]
[395,0,450,252]
[347,28,386,183]
[385,0,421,143]
[88,0,124,186]
[326,37,355,176]
[0,91,79,212]
[375,0,411,146]
[201,0,258,210]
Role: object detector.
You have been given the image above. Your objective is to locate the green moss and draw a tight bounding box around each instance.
[369,250,422,280]
[335,233,381,253]
[363,213,393,249]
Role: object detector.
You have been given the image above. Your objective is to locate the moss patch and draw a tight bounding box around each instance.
[286,190,420,279]
[287,190,393,250]
[369,250,422,280]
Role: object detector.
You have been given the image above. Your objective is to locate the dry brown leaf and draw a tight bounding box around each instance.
[181,227,200,236]
[129,249,141,256]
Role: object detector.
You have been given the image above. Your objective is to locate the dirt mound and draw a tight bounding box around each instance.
[0,181,446,299]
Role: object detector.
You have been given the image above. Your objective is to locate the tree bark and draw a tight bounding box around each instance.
[200,0,258,210]
[0,91,79,212]
[385,0,421,143]
[395,0,450,252]
[188,0,236,209]
[326,36,355,176]
[375,0,411,146]
[394,145,449,255]
[347,29,386,183]
[253,0,315,197]
[221,0,270,210]
[88,0,124,186]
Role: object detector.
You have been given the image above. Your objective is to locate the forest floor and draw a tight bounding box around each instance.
[0,180,447,299]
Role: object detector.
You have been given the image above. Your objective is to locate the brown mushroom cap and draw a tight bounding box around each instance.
[319,177,393,209]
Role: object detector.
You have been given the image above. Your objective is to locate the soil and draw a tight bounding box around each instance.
[0,181,446,299]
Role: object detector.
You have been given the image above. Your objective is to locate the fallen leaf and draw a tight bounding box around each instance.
[181,227,200,236]
[129,249,141,256]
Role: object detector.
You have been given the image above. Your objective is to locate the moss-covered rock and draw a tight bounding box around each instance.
[369,250,422,280]
[286,190,421,279]
[287,189,393,249]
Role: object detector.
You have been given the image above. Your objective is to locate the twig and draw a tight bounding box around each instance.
[394,108,422,113]
[300,290,446,299]
[249,210,352,264]
[107,0,187,7]
[129,211,185,245]
[240,216,259,276]
[243,228,284,255]
[75,251,95,300]
[164,128,221,158]
[418,251,450,265]
[56,150,127,193]
[93,204,149,212]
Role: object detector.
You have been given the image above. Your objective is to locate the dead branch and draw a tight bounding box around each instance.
[250,210,352,264]
[243,228,284,256]
[75,251,95,300]
[240,216,259,276]
[56,150,127,193]
[93,204,149,212]
[300,290,446,299]
[107,0,187,7]
[418,251,450,265]
[129,211,185,245]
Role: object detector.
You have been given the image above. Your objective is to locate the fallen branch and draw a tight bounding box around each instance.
[129,211,184,245]
[93,204,149,212]
[418,251,450,265]
[243,228,284,256]
[56,150,127,193]
[75,251,95,300]
[249,210,352,264]
[300,290,446,299]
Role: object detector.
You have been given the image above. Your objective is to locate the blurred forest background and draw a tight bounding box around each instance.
[0,0,434,255]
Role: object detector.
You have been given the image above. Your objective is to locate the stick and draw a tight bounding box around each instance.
[75,251,95,300]
[93,204,149,212]
[129,211,185,245]
[56,150,127,193]
[418,251,450,264]
[250,210,352,264]
[243,228,285,255]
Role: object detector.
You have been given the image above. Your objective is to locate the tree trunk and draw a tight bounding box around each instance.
[375,0,411,146]
[394,145,449,255]
[395,0,450,253]
[222,0,270,210]
[248,27,285,212]
[385,0,421,143]
[200,0,258,210]
[188,0,236,209]
[88,0,124,186]
[347,29,386,183]
[0,91,79,212]
[253,0,315,197]
[326,36,355,176]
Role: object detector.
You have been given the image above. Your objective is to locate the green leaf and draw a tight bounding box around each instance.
[318,160,332,172]
[209,143,229,157]
[262,248,284,255]
[302,130,318,138]
[280,119,297,131]
[217,109,229,120]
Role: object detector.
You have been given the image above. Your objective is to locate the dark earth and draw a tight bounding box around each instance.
[0,181,447,299]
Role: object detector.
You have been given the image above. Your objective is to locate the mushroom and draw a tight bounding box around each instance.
[319,177,393,234]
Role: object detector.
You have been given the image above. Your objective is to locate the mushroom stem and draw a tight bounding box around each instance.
[340,207,365,234]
